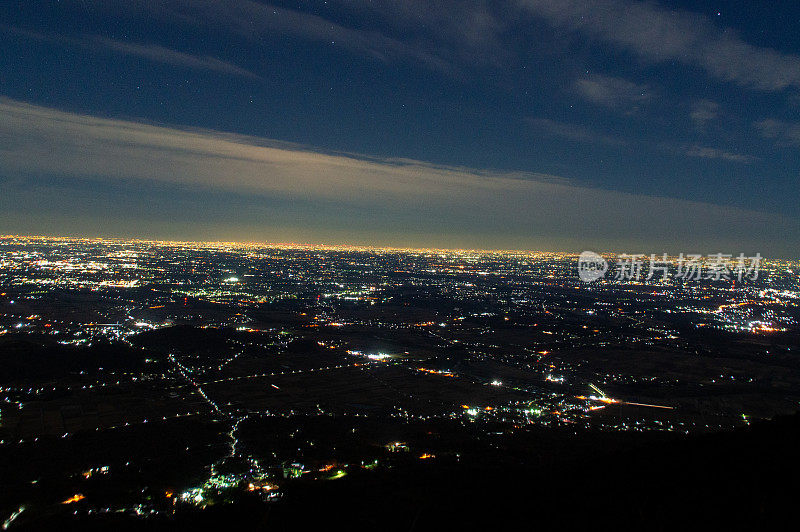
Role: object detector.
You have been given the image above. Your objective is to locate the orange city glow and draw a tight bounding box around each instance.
[62,494,85,504]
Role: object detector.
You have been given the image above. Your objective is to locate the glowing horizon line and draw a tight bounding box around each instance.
[0,233,580,256]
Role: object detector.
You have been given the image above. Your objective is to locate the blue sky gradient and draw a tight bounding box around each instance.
[1,1,799,254]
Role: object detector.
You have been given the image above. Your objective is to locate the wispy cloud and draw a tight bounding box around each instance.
[79,0,513,76]
[685,145,754,164]
[68,0,800,94]
[340,0,508,67]
[1,25,259,79]
[527,118,626,145]
[754,119,800,147]
[690,99,720,130]
[88,36,261,79]
[128,0,463,75]
[0,97,794,252]
[517,0,800,92]
[575,74,651,109]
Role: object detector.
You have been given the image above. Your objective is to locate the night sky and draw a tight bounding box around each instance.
[1,1,799,255]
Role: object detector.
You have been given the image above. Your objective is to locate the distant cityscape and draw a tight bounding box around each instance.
[0,235,798,527]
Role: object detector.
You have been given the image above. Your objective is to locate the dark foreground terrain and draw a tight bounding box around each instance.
[5,412,797,531]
